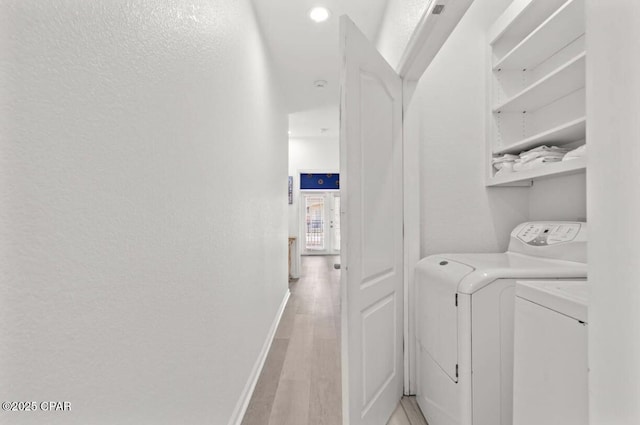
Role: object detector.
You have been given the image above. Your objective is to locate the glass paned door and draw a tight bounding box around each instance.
[305,195,325,251]
[301,192,340,255]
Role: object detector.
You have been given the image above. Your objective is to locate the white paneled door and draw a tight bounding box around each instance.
[339,16,404,425]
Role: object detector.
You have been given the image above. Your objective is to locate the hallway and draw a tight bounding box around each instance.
[242,255,342,425]
[242,255,428,425]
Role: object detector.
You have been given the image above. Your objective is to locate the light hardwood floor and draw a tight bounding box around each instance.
[242,255,341,425]
[241,255,428,425]
[387,397,429,425]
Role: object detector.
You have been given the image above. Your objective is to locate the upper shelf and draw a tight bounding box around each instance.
[493,0,585,71]
[493,52,585,113]
[489,0,567,47]
[487,157,586,187]
[494,116,586,155]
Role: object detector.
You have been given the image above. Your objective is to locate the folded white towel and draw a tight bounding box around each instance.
[513,156,562,172]
[520,145,569,155]
[492,154,519,171]
[495,162,515,173]
[562,144,586,161]
[492,154,519,163]
[493,145,572,175]
[492,154,518,164]
[519,145,568,163]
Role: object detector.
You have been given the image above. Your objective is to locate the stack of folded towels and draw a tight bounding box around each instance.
[493,144,586,175]
[562,144,586,161]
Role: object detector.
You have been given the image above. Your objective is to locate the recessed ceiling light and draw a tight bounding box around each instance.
[288,130,292,135]
[309,6,331,23]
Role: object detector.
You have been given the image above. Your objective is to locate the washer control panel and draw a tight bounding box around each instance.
[516,222,582,246]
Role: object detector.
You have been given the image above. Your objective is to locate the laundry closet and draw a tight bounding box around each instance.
[331,0,636,421]
[387,0,589,424]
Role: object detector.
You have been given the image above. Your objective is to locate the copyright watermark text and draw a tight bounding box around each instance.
[2,401,71,412]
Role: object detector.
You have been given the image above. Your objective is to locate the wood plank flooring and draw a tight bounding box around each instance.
[388,397,429,425]
[242,255,341,425]
[241,255,428,425]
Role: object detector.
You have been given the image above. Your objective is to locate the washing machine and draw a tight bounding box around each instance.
[415,221,587,425]
[512,280,589,425]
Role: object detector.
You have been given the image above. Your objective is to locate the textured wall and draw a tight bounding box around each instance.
[407,0,530,256]
[0,1,288,424]
[528,174,586,221]
[375,0,432,69]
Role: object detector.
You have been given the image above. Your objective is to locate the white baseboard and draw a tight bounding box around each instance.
[228,289,291,425]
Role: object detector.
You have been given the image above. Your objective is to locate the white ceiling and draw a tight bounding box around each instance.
[252,0,389,138]
[289,104,339,139]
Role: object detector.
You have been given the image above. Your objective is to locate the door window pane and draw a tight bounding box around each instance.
[305,196,325,250]
[333,195,341,251]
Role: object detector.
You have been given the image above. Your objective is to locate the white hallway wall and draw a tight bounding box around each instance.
[0,1,288,425]
[376,0,587,258]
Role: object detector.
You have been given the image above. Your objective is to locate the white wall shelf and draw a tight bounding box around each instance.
[493,53,585,113]
[494,117,586,155]
[489,0,567,46]
[487,0,586,187]
[487,157,586,187]
[493,0,585,71]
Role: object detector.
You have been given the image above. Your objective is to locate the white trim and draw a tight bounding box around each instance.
[229,289,291,425]
[396,0,475,80]
[394,0,474,396]
[402,79,421,395]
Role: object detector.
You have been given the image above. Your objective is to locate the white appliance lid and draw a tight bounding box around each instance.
[437,253,587,294]
[516,280,589,322]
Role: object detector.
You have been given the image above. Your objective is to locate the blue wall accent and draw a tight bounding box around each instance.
[300,173,340,190]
